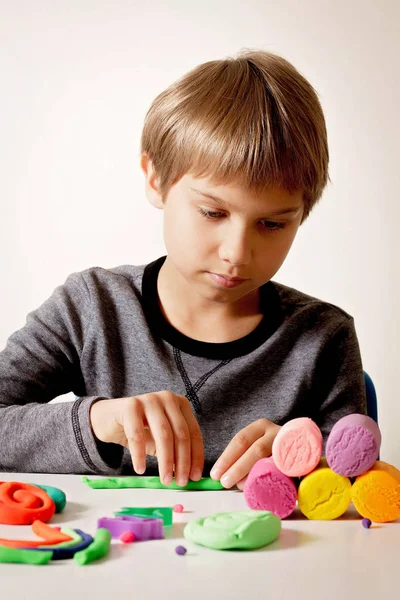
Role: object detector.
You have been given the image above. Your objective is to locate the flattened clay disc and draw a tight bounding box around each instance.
[184,510,281,550]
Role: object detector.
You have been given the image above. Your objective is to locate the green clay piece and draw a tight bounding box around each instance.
[31,484,67,513]
[184,510,281,550]
[74,528,111,566]
[41,528,82,549]
[0,544,53,565]
[82,476,224,491]
[115,507,173,526]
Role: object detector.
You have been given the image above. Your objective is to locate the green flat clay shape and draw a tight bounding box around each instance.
[74,528,111,566]
[82,476,224,491]
[184,510,281,550]
[115,507,173,526]
[0,545,53,565]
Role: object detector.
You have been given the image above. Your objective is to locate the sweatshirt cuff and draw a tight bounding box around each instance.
[72,397,123,475]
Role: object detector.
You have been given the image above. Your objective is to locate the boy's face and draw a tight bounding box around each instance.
[143,159,304,306]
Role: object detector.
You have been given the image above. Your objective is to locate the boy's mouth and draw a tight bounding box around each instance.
[208,272,247,288]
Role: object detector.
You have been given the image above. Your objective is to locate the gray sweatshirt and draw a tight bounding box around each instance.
[0,256,367,475]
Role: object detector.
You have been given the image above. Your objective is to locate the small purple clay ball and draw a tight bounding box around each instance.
[175,545,187,555]
[362,518,372,529]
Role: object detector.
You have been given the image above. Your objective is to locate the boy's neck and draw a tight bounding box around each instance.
[156,257,263,343]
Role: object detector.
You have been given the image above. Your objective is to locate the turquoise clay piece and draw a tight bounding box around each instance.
[31,484,67,513]
[184,510,281,550]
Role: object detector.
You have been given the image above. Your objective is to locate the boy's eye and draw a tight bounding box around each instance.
[259,220,286,232]
[197,208,286,233]
[197,208,225,219]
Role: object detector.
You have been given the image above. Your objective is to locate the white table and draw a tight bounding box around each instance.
[0,473,398,600]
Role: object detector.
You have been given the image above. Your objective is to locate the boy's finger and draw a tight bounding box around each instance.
[236,476,248,491]
[210,420,267,481]
[163,403,191,486]
[217,437,274,489]
[144,427,157,456]
[123,403,147,475]
[180,400,204,481]
[144,402,174,485]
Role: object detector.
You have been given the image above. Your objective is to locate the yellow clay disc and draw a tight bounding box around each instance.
[298,459,351,520]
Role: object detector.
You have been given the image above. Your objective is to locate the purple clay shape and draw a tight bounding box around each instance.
[97,516,164,541]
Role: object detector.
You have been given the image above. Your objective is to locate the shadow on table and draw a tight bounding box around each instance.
[285,506,365,521]
[271,527,317,550]
[164,522,186,540]
[163,521,318,551]
[52,501,88,523]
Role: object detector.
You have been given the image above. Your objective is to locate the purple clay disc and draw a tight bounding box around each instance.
[326,414,381,477]
[175,545,187,555]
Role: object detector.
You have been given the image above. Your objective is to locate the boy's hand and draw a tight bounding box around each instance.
[210,419,281,490]
[90,391,204,486]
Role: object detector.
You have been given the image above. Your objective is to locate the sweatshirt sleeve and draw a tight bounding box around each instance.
[0,272,123,474]
[312,316,368,446]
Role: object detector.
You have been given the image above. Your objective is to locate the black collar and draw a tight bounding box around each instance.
[142,256,283,359]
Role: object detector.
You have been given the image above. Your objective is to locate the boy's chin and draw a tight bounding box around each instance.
[198,283,250,304]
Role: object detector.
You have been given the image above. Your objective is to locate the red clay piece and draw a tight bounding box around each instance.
[31,520,73,542]
[0,482,55,525]
[119,531,135,543]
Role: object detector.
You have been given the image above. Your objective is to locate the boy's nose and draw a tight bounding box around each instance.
[218,231,252,267]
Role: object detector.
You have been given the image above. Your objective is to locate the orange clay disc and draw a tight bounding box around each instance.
[351,461,400,523]
[0,482,55,525]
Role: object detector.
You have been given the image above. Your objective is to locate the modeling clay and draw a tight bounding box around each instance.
[0,521,73,548]
[0,481,55,525]
[39,527,83,549]
[98,516,164,540]
[31,484,66,513]
[119,531,135,543]
[326,414,381,477]
[82,476,224,490]
[297,458,352,519]
[272,417,323,477]
[74,528,111,565]
[362,518,372,529]
[244,457,297,518]
[24,529,94,560]
[115,506,173,526]
[184,510,281,550]
[351,461,400,522]
[0,545,53,565]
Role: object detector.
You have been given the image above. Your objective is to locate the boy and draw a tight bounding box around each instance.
[0,50,366,489]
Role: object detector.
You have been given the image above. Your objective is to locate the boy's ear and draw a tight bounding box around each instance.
[140,154,164,209]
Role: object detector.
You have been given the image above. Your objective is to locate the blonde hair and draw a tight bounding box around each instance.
[141,50,330,220]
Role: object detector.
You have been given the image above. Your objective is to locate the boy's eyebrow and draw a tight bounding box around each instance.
[190,187,302,216]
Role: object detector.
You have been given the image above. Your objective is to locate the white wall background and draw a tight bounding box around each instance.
[1,1,399,464]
